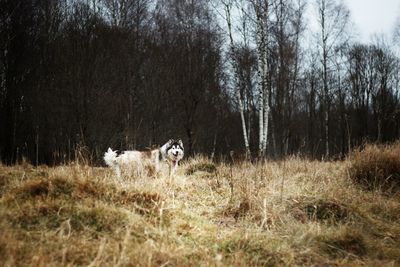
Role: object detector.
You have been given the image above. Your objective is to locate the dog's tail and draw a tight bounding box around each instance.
[104,147,117,167]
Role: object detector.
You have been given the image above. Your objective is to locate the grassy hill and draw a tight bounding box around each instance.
[1,146,400,266]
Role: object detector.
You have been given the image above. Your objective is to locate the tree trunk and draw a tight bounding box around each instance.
[262,91,269,153]
[224,1,250,157]
[321,0,329,158]
[254,0,269,158]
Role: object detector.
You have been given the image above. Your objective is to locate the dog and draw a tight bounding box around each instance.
[104,139,184,178]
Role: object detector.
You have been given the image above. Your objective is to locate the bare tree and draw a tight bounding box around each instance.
[249,0,270,157]
[314,0,349,158]
[1,0,400,164]
[268,0,305,157]
[370,41,399,142]
[221,0,251,156]
[393,15,400,45]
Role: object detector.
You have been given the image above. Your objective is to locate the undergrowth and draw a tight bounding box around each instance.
[348,142,400,194]
[0,147,399,266]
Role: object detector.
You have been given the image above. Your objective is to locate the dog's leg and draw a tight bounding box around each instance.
[115,165,121,178]
[134,164,142,179]
[168,162,176,184]
[154,153,160,178]
[168,161,178,184]
[168,163,172,181]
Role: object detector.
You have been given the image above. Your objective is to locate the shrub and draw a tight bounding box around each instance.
[289,197,352,224]
[318,229,367,258]
[348,142,400,193]
[12,176,74,200]
[185,162,217,175]
[15,179,50,200]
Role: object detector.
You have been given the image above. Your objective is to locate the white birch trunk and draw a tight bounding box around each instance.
[237,89,250,155]
[263,89,269,152]
[224,1,251,156]
[262,14,269,153]
[258,77,264,155]
[255,0,269,157]
[256,3,264,156]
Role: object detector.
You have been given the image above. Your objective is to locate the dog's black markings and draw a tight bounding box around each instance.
[158,150,163,161]
[167,140,183,151]
[166,139,175,151]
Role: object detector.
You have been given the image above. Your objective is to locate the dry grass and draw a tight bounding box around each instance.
[0,150,400,266]
[348,142,400,194]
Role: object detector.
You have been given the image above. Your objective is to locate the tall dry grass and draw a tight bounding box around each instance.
[0,148,399,266]
[348,142,400,194]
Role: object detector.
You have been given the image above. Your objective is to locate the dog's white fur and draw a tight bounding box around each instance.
[104,139,184,178]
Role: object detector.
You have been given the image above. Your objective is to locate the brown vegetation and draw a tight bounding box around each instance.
[1,151,400,266]
[348,142,400,194]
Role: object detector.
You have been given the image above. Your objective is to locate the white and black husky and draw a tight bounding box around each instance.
[104,139,184,178]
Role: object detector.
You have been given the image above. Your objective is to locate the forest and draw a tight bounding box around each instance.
[1,0,400,165]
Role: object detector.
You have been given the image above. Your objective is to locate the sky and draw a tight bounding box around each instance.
[344,0,400,43]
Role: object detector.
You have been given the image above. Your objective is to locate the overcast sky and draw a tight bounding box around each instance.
[344,0,400,42]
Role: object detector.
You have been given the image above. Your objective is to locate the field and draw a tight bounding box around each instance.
[1,147,400,266]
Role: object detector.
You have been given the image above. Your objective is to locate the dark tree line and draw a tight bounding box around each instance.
[1,0,399,165]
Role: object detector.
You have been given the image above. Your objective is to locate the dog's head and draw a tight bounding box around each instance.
[166,139,184,162]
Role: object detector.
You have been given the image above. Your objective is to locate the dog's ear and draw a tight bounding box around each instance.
[165,139,174,147]
[177,139,183,148]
